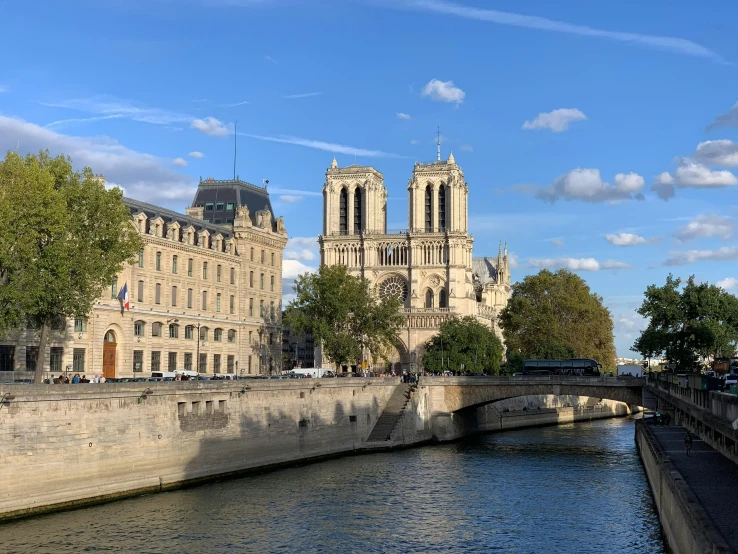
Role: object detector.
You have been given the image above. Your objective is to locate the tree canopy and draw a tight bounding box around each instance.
[499,269,616,369]
[284,264,404,370]
[0,151,141,382]
[422,316,503,374]
[633,274,738,370]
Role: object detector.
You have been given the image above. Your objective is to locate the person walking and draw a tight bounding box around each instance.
[685,432,693,457]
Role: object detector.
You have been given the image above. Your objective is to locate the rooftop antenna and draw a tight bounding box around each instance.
[436,126,441,162]
[233,119,238,181]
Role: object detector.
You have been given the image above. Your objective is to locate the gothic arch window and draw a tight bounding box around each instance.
[438,184,446,231]
[354,187,362,234]
[425,289,434,308]
[339,187,348,234]
[424,185,432,232]
[439,289,447,308]
[379,276,408,302]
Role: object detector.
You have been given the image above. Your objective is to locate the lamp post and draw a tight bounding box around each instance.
[195,322,202,373]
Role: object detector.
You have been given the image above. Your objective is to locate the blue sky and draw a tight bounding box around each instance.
[2,0,738,357]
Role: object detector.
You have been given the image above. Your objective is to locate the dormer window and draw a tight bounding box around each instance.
[216,202,224,211]
[205,203,214,211]
[226,202,235,210]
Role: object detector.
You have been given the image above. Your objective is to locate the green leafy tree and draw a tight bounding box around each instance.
[284,265,404,370]
[499,269,616,369]
[422,316,504,374]
[633,274,738,371]
[0,151,142,382]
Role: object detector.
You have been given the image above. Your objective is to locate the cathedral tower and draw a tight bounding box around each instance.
[323,158,387,236]
[407,152,468,234]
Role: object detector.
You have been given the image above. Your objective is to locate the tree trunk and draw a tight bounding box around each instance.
[34,322,50,384]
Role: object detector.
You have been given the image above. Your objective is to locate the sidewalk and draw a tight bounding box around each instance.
[647,422,738,552]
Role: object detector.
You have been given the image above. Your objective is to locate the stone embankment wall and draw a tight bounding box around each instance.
[635,422,731,554]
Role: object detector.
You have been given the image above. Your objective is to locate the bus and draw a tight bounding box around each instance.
[522,358,601,376]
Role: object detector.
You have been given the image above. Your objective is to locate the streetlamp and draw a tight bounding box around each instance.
[195,322,202,373]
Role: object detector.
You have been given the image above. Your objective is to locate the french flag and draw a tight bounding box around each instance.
[117,282,130,310]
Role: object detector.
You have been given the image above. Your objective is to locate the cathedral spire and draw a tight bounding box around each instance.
[331,156,338,169]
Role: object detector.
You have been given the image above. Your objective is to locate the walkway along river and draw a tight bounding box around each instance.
[0,417,665,553]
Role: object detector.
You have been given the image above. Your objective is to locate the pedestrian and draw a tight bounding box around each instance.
[685,433,693,457]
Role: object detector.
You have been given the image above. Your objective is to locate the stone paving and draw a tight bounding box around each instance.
[647,421,738,552]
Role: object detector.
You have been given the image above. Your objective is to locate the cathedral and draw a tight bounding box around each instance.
[318,151,511,373]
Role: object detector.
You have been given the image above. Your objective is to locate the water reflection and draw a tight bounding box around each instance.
[0,418,665,553]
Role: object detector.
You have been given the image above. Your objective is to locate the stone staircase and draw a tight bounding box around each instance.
[366,384,415,442]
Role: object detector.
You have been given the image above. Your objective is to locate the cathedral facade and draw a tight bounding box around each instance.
[318,153,511,372]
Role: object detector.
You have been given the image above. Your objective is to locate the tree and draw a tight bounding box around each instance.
[0,151,142,382]
[499,269,616,369]
[633,274,738,371]
[422,316,504,374]
[284,265,404,371]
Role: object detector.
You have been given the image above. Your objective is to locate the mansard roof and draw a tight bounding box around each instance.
[124,197,234,240]
[192,177,276,231]
[472,257,498,284]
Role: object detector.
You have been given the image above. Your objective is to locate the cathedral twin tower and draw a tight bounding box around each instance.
[319,153,510,372]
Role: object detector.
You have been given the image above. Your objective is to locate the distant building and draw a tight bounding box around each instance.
[0,177,288,378]
[281,313,315,369]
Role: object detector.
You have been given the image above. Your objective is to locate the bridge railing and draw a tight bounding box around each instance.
[420,375,645,386]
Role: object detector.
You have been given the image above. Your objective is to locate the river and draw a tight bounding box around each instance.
[0,417,665,553]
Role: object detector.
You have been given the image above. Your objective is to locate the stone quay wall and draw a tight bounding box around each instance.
[635,421,731,554]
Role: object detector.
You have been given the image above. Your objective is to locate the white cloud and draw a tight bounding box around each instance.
[614,172,645,193]
[665,246,738,266]
[693,139,738,167]
[460,144,474,152]
[653,159,737,201]
[397,112,411,120]
[188,151,205,158]
[707,102,738,132]
[551,238,564,247]
[279,195,303,203]
[528,257,631,271]
[282,92,322,99]
[652,171,676,200]
[405,0,722,61]
[287,237,318,250]
[717,277,738,291]
[284,237,319,263]
[243,133,404,158]
[507,252,519,269]
[421,79,465,104]
[605,232,647,246]
[282,259,317,279]
[41,96,191,126]
[0,115,196,205]
[674,214,734,242]
[270,186,322,197]
[172,157,188,167]
[284,249,316,261]
[535,168,645,203]
[218,100,249,107]
[410,139,421,145]
[522,108,586,132]
[191,117,230,136]
[265,55,278,64]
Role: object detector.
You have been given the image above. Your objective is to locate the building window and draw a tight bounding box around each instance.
[156,252,162,271]
[184,353,193,371]
[169,324,179,339]
[185,325,194,340]
[138,249,144,268]
[438,184,446,231]
[188,258,193,277]
[354,187,362,233]
[214,328,223,342]
[73,348,85,372]
[270,301,275,320]
[271,253,275,266]
[226,202,235,210]
[112,277,118,299]
[216,293,221,313]
[155,283,161,304]
[137,280,144,303]
[217,265,222,282]
[26,346,39,371]
[213,354,221,374]
[203,262,208,280]
[152,322,162,337]
[205,202,213,211]
[269,332,273,346]
[339,187,347,233]
[133,350,143,373]
[171,286,178,307]
[134,321,145,336]
[230,267,235,285]
[199,353,207,373]
[228,329,236,343]
[261,250,265,263]
[270,275,275,292]
[151,351,161,372]
[168,352,177,371]
[248,355,252,374]
[250,247,254,261]
[425,289,434,308]
[200,327,208,342]
[187,288,193,309]
[260,300,264,317]
[249,271,254,288]
[50,347,63,373]
[172,255,178,274]
[260,274,264,290]
[227,355,235,373]
[230,295,235,314]
[439,289,447,308]
[425,185,432,232]
[249,298,254,316]
[202,290,208,310]
[74,318,87,333]
[216,202,224,211]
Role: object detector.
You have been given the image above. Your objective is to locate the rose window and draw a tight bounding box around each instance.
[379,276,408,302]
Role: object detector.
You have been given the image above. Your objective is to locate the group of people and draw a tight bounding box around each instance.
[51,374,106,384]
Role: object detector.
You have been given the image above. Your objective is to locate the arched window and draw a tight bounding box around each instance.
[438,184,446,231]
[425,289,434,308]
[339,188,348,234]
[228,329,236,343]
[354,187,362,233]
[424,185,433,232]
[439,289,447,308]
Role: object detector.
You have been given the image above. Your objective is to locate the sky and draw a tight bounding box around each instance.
[1,0,738,357]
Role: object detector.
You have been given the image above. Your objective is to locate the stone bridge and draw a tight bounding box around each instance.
[424,375,645,413]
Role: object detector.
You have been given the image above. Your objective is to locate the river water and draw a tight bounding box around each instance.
[1,417,665,553]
